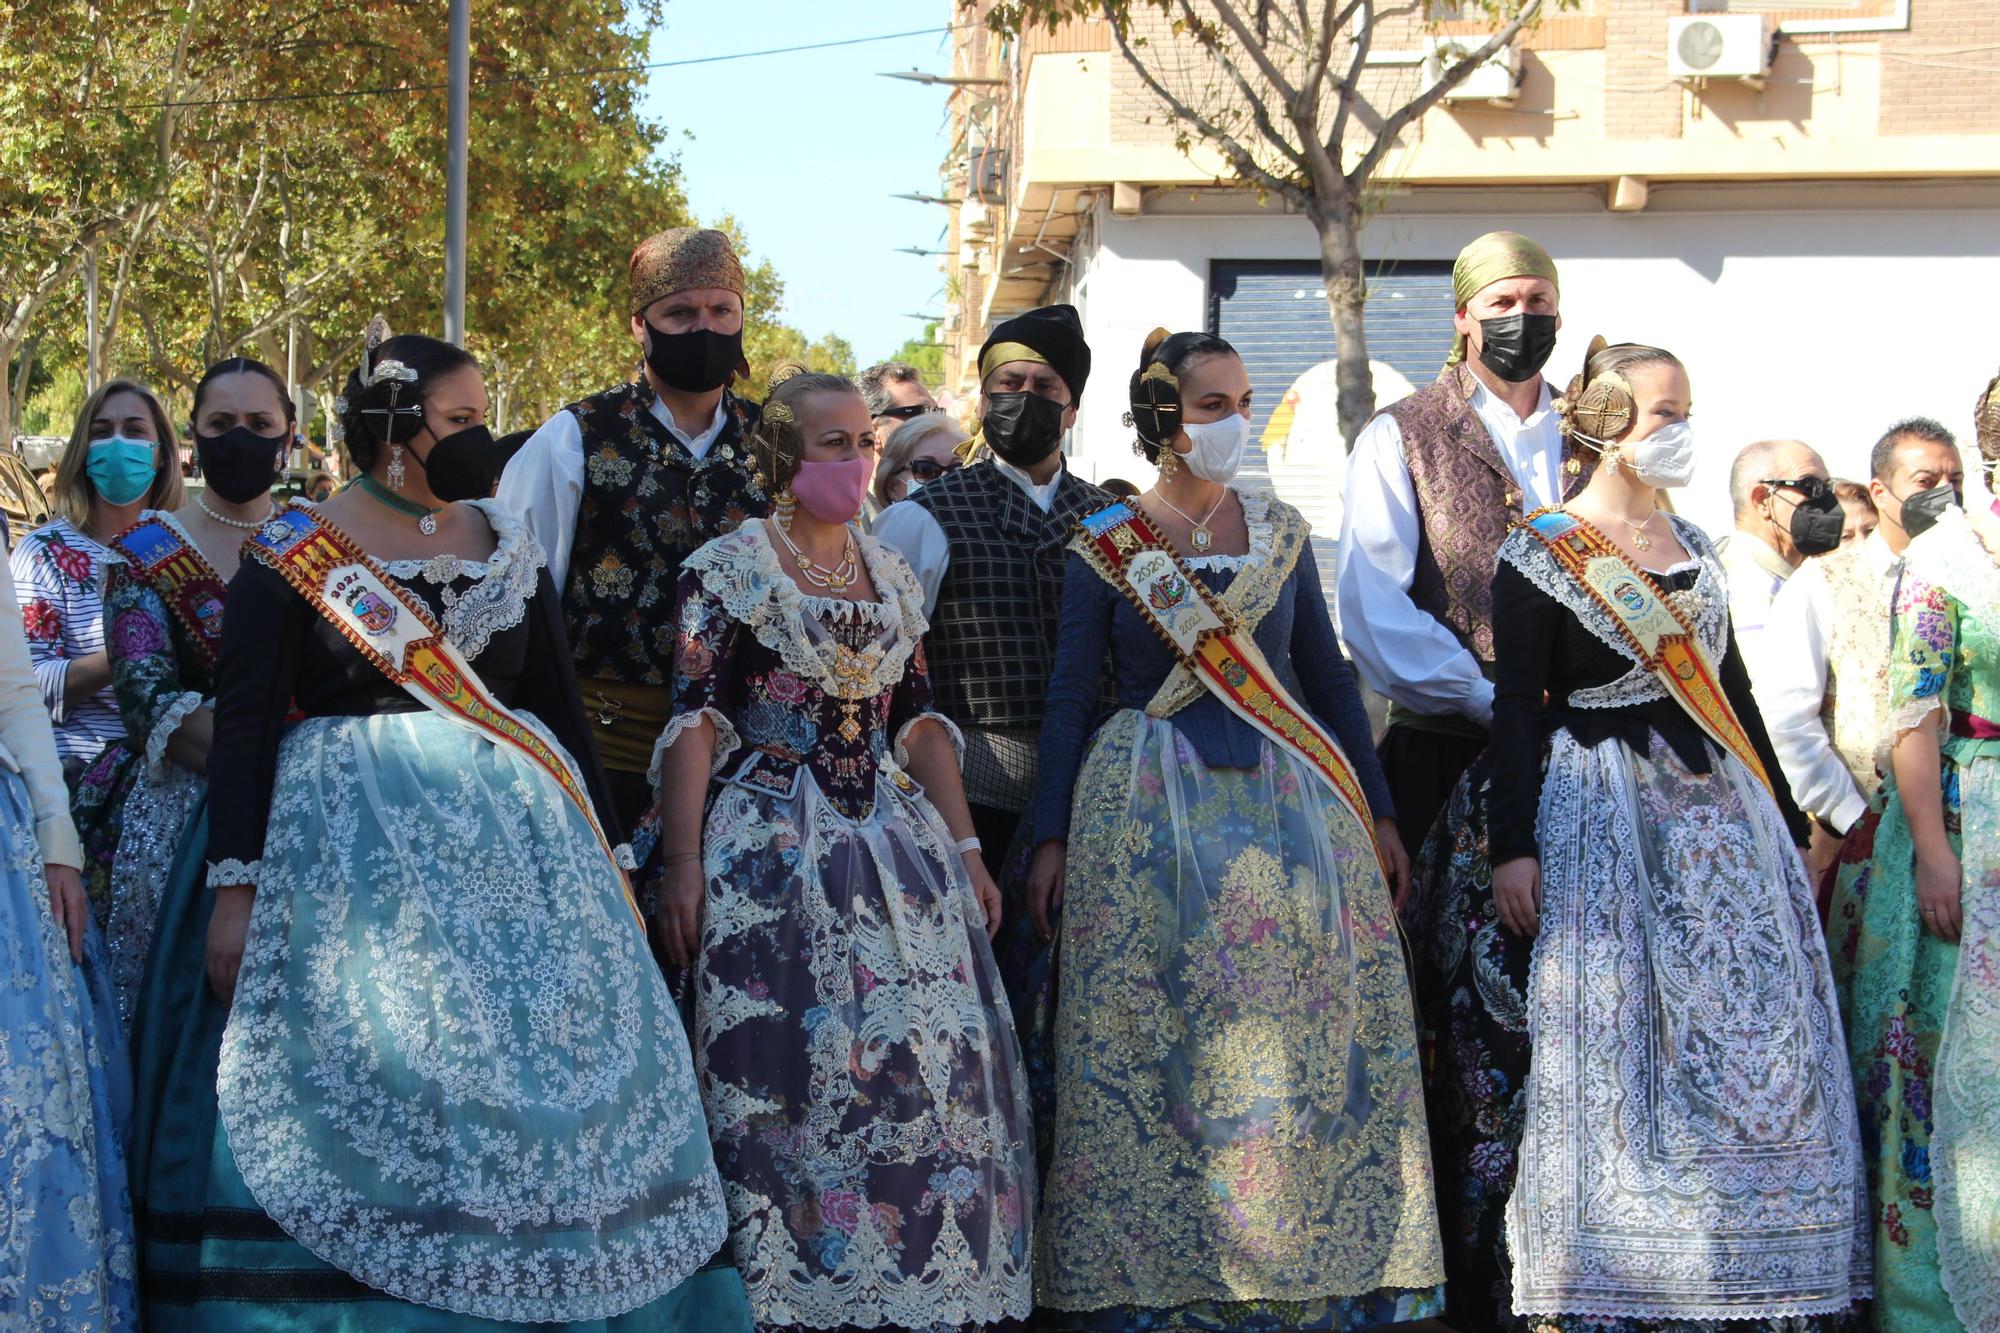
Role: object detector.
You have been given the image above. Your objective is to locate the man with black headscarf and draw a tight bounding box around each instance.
[876,303,1109,862]
[499,226,765,830]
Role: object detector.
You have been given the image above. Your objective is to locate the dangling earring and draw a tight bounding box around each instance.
[1154,444,1178,480]
[775,488,796,528]
[386,443,406,489]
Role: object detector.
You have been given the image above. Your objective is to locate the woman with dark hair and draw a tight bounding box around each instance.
[652,366,1033,1331]
[1410,338,1867,1331]
[67,357,292,1024]
[133,325,746,1331]
[10,378,185,778]
[1024,329,1441,1331]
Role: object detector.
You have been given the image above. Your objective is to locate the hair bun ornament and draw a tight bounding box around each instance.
[1555,334,1632,444]
[767,361,808,393]
[363,314,393,352]
[1140,326,1173,363]
[1976,364,2000,459]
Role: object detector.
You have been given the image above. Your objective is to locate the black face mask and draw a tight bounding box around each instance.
[411,423,499,503]
[1474,312,1559,383]
[1785,488,1847,558]
[194,425,287,504]
[644,325,743,395]
[1897,482,1963,540]
[981,391,1068,468]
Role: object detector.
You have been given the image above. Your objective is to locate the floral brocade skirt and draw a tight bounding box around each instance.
[1036,711,1444,1331]
[136,711,745,1330]
[1411,732,1870,1333]
[695,756,1035,1331]
[0,766,137,1332]
[1826,733,2000,1333]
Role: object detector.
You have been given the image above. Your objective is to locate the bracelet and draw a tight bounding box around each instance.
[953,835,982,855]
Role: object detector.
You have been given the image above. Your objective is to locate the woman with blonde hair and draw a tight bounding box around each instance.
[869,409,966,516]
[10,379,184,779]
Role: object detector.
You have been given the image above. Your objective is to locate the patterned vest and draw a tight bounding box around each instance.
[1380,363,1593,663]
[1817,539,1899,795]
[561,381,765,685]
[911,461,1109,731]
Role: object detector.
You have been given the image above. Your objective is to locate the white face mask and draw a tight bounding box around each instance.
[1177,412,1250,484]
[1624,419,1695,489]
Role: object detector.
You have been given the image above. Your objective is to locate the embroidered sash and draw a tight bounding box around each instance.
[247,506,642,928]
[1074,502,1385,876]
[1518,508,1774,794]
[110,514,230,670]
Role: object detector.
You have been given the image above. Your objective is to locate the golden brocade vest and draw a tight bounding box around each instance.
[1378,362,1594,664]
[1817,539,1900,797]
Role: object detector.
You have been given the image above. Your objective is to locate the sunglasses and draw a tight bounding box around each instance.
[1761,476,1832,502]
[878,404,932,422]
[905,458,960,481]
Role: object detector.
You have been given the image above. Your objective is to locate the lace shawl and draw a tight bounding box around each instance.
[380,498,544,661]
[1496,514,1729,711]
[679,520,929,702]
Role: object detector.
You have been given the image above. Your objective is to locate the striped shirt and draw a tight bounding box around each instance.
[10,517,125,764]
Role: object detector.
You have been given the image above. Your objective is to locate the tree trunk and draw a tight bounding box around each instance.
[1308,186,1376,450]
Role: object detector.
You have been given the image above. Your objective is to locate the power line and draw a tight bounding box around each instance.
[86,26,955,113]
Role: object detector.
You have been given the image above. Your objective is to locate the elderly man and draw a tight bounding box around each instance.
[858,361,937,445]
[1761,419,1964,874]
[1716,438,1844,673]
[875,304,1107,864]
[1338,230,1595,853]
[499,227,764,829]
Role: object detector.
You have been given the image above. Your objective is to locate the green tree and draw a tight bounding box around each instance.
[983,0,1551,445]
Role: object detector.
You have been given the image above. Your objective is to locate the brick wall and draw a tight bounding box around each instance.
[1880,0,2000,134]
[1604,0,1686,139]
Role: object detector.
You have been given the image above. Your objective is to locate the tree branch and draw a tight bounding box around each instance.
[1172,0,1308,174]
[1350,0,1543,186]
[1204,0,1301,109]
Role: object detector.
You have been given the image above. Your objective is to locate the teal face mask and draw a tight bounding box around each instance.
[87,436,159,506]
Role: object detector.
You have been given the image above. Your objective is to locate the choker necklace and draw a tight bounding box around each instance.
[773,513,859,592]
[356,474,443,536]
[196,493,278,531]
[1149,486,1228,553]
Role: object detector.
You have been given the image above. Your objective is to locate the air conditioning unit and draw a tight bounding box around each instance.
[968,147,1008,206]
[1423,36,1520,105]
[1666,13,1771,83]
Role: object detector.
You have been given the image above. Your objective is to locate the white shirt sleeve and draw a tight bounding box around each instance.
[872,500,951,618]
[1336,412,1497,726]
[495,410,585,592]
[1757,563,1868,832]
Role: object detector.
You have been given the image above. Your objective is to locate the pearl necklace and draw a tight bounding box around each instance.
[774,514,859,592]
[196,494,278,531]
[1148,486,1228,553]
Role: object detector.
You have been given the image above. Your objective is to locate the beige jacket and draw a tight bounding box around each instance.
[0,574,83,867]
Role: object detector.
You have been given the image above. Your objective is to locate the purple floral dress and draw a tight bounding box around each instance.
[656,520,1034,1331]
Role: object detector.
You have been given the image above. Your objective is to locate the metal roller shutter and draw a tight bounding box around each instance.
[1208,259,1457,622]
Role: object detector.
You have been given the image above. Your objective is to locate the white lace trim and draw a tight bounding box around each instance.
[379,500,547,660]
[206,856,261,889]
[1906,505,2000,640]
[1500,515,1730,711]
[894,711,965,769]
[682,521,928,700]
[1181,487,1277,572]
[614,843,638,872]
[144,691,206,778]
[649,705,744,790]
[800,592,895,626]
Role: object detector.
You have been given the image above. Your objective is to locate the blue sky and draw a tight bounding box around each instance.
[638,2,958,364]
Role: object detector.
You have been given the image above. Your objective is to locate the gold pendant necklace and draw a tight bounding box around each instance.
[1150,487,1228,553]
[775,514,858,591]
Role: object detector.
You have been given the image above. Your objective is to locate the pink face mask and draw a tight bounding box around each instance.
[789,456,873,525]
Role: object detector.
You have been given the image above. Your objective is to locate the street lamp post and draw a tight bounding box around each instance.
[445,0,470,345]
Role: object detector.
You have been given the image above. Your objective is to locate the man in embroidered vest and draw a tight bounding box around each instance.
[1761,418,1964,877]
[1338,230,1593,853]
[499,227,765,828]
[875,304,1109,863]
[1715,437,1841,683]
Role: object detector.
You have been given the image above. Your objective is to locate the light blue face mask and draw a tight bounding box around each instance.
[87,436,160,506]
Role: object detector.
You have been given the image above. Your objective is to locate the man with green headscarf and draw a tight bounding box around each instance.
[1336,230,1595,852]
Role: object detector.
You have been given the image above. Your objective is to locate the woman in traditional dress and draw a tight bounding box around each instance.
[1412,338,1869,1332]
[1024,330,1442,1332]
[1825,372,1999,1332]
[134,325,747,1331]
[12,380,183,792]
[0,561,137,1330]
[652,366,1034,1332]
[78,358,291,1024]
